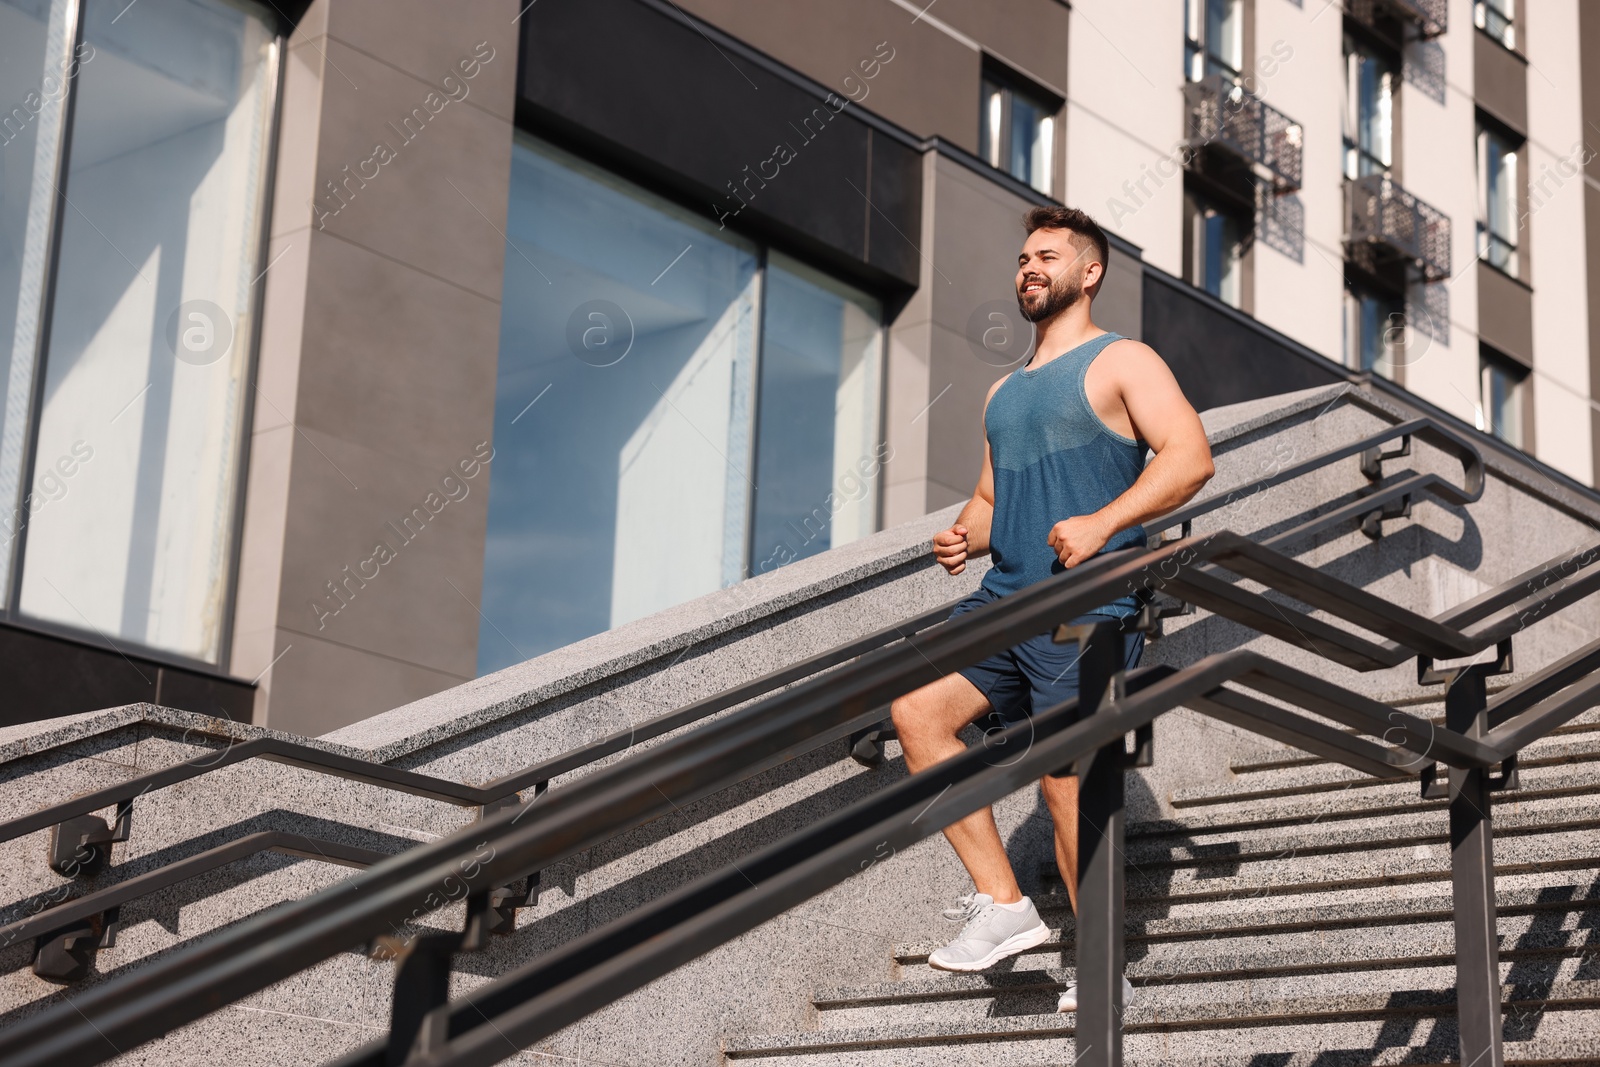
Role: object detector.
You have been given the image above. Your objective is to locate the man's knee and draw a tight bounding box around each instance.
[889,692,921,738]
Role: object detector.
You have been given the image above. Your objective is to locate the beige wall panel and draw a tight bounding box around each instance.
[258,626,473,737]
[1524,0,1591,481]
[1249,0,1345,363]
[1064,0,1185,274]
[231,0,520,732]
[1395,4,1480,426]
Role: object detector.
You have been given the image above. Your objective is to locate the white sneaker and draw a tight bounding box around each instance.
[926,893,1050,972]
[1057,976,1135,1012]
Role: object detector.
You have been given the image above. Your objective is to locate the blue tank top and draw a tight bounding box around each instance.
[979,331,1147,615]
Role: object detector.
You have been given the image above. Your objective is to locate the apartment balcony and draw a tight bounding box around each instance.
[1182,75,1304,193]
[1377,0,1447,38]
[1348,173,1452,282]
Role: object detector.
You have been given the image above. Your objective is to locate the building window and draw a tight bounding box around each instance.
[1474,0,1515,50]
[1477,119,1521,276]
[4,0,279,665]
[1185,0,1243,82]
[479,134,885,674]
[1343,283,1404,376]
[1342,34,1395,179]
[1183,188,1245,308]
[1478,350,1526,446]
[979,69,1056,195]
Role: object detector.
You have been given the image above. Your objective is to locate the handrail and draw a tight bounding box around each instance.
[1147,416,1483,537]
[7,519,1600,1067]
[0,601,960,848]
[323,634,1580,1067]
[0,415,1482,852]
[0,833,390,963]
[0,412,1493,995]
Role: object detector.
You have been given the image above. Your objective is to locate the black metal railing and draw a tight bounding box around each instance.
[1346,0,1448,39]
[1381,0,1448,38]
[6,492,1600,1067]
[1183,75,1304,191]
[0,415,1482,978]
[1349,173,1453,282]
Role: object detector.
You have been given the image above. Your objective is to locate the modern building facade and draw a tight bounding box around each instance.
[2,0,1597,734]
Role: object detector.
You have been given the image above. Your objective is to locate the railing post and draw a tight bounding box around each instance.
[1446,666,1504,1067]
[1072,621,1127,1067]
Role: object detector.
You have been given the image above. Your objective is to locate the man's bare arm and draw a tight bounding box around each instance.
[1049,342,1213,567]
[934,379,1005,575]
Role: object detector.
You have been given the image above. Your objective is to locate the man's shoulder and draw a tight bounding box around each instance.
[1102,335,1162,361]
[1098,337,1169,379]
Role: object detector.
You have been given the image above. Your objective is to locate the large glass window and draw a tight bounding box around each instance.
[1183,188,1244,308]
[13,0,278,663]
[979,71,1056,196]
[1479,349,1525,446]
[0,0,77,599]
[749,253,882,575]
[1343,35,1395,179]
[1343,283,1404,377]
[479,135,884,674]
[1185,0,1243,82]
[1478,120,1520,277]
[1475,0,1515,50]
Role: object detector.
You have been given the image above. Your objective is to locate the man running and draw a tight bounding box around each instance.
[889,205,1214,1012]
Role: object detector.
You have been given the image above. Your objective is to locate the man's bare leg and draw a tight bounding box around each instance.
[890,673,1023,903]
[1040,772,1080,913]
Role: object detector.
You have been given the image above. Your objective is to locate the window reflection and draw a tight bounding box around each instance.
[480,135,885,675]
[0,0,75,595]
[749,253,882,574]
[17,0,276,662]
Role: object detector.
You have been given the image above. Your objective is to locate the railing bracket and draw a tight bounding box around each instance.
[1359,493,1412,540]
[33,907,119,983]
[49,800,133,877]
[1417,639,1514,686]
[1359,435,1412,481]
[479,790,546,928]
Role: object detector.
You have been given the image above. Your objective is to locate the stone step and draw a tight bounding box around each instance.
[1125,792,1597,865]
[1018,1039,1600,1067]
[814,952,1594,1031]
[1118,806,1600,869]
[721,980,1600,1066]
[1170,736,1600,811]
[1227,705,1600,776]
[1129,762,1600,840]
[889,883,1600,972]
[819,934,1593,1036]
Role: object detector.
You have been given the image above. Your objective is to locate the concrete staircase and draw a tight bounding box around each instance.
[723,704,1600,1066]
[1,382,1598,1066]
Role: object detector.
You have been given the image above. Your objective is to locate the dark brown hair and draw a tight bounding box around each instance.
[1023,205,1110,278]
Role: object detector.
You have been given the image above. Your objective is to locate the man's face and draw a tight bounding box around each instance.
[1015,228,1097,323]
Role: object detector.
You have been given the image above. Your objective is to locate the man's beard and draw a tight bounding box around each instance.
[1017,271,1083,323]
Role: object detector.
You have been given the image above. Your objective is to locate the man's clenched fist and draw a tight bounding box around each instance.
[1048,514,1112,568]
[933,524,969,574]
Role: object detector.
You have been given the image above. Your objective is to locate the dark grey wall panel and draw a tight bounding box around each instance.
[1474,28,1528,135]
[1141,270,1350,413]
[517,0,922,290]
[1477,260,1534,368]
[0,623,254,727]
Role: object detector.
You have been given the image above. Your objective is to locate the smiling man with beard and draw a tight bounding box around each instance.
[890,205,1214,1012]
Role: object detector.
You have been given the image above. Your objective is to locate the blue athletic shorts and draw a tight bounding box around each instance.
[948,584,1145,724]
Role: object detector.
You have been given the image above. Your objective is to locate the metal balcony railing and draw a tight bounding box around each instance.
[1379,0,1448,38]
[1349,173,1453,282]
[1182,75,1304,191]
